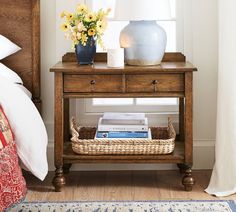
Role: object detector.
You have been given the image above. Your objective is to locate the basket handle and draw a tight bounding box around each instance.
[168,117,176,138]
[70,117,80,142]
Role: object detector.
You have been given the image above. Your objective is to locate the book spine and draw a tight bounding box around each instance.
[102,119,146,125]
[96,131,149,138]
[97,125,148,132]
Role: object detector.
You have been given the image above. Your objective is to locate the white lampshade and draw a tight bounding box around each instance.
[115,0,171,21]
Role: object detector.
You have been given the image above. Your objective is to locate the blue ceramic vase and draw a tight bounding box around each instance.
[75,37,96,65]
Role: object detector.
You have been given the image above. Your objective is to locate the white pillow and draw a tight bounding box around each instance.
[0,35,21,60]
[15,84,32,99]
[0,77,48,181]
[0,62,23,84]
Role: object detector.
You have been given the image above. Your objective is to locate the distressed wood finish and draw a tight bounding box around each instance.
[126,74,184,93]
[51,62,197,74]
[25,170,231,201]
[63,99,70,142]
[182,72,195,191]
[62,52,186,63]
[64,74,123,93]
[50,53,197,192]
[63,92,185,98]
[64,74,184,94]
[52,73,65,192]
[0,0,41,111]
[179,98,185,143]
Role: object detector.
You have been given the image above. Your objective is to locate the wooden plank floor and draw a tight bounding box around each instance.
[23,170,236,201]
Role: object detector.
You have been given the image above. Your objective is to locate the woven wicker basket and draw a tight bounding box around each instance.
[70,118,176,155]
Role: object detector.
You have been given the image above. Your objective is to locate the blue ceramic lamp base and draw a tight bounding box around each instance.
[120,21,167,66]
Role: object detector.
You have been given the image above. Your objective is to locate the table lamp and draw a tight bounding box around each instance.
[115,0,171,66]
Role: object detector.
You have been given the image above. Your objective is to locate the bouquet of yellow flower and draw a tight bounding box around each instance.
[60,4,110,48]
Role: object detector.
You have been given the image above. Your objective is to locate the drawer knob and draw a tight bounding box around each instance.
[90,80,96,92]
[152,80,158,85]
[152,80,158,92]
[90,80,96,85]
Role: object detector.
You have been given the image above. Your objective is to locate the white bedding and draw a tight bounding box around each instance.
[15,84,32,99]
[0,77,48,181]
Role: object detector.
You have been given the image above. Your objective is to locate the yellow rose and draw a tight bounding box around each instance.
[60,23,69,31]
[81,33,88,46]
[60,10,68,18]
[60,5,110,48]
[88,28,96,36]
[85,13,96,22]
[66,13,74,21]
[96,20,107,34]
[77,4,88,14]
[76,32,82,40]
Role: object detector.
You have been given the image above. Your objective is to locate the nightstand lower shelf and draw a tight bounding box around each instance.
[63,141,185,164]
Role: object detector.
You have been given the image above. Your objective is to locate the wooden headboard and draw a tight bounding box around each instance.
[0,0,41,111]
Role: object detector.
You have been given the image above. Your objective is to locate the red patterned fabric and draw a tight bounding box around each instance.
[0,106,27,211]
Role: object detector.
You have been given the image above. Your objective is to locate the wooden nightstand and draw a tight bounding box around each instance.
[50,52,197,192]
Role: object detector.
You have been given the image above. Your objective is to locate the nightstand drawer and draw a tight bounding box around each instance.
[64,74,123,93]
[126,74,184,93]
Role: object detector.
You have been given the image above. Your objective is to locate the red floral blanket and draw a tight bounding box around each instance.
[0,106,27,211]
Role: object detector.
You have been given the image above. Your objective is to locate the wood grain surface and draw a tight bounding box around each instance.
[51,53,197,192]
[0,0,41,110]
[24,170,236,201]
[62,52,186,63]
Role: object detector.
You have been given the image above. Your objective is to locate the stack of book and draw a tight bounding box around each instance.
[95,112,151,139]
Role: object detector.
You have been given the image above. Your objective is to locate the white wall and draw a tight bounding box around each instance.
[40,0,56,125]
[41,0,218,171]
[189,0,218,169]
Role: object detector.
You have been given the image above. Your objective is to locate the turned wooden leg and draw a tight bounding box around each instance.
[182,73,194,191]
[182,167,195,191]
[177,163,187,174]
[52,167,66,192]
[53,74,67,192]
[179,97,185,142]
[63,163,72,174]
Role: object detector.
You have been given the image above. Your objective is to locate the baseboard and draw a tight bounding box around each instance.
[192,139,215,169]
[46,139,215,171]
